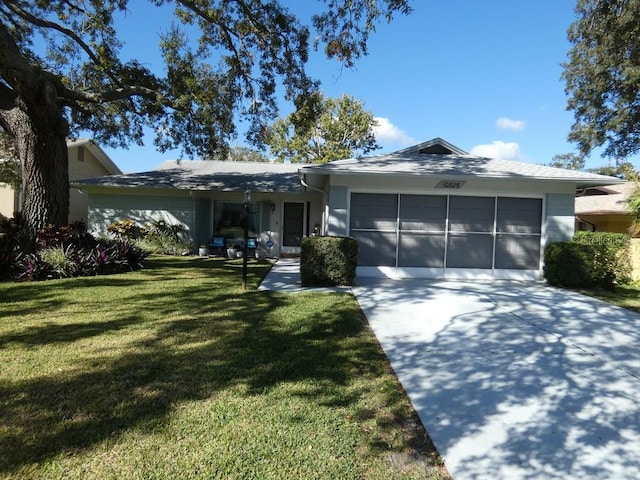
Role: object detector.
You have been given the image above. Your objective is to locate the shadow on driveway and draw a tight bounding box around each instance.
[352,279,640,480]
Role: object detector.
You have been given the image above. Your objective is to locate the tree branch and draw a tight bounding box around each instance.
[3,0,105,72]
[60,82,172,107]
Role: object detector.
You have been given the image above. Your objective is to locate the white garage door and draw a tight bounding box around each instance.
[350,193,542,272]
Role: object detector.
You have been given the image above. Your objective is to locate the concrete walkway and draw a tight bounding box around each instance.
[259,261,640,479]
[257,258,351,294]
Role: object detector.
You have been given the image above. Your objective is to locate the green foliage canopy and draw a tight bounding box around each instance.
[266,93,380,163]
[0,0,411,158]
[564,0,640,159]
[548,152,586,171]
[0,0,411,239]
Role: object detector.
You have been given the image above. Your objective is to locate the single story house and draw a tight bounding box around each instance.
[76,159,324,257]
[0,138,122,223]
[575,181,638,236]
[76,138,622,280]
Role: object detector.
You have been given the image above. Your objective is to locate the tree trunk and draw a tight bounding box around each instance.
[0,23,70,251]
[1,95,69,251]
[18,114,69,242]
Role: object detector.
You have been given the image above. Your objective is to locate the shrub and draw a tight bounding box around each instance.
[107,218,192,255]
[36,220,97,251]
[12,239,148,282]
[15,252,54,281]
[301,236,358,287]
[1,215,149,282]
[107,218,148,240]
[0,213,25,280]
[573,231,631,287]
[543,241,597,288]
[141,219,192,255]
[40,245,78,278]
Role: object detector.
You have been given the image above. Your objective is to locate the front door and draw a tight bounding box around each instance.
[283,202,305,247]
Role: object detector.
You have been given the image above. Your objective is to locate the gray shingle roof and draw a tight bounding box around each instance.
[300,139,624,188]
[74,160,301,192]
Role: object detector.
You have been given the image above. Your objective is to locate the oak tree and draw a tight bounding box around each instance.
[0,0,411,245]
[563,0,640,159]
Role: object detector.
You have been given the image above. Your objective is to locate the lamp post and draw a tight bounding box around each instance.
[242,190,251,290]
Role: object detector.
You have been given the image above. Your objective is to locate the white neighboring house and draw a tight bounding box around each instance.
[75,138,621,279]
[0,138,122,224]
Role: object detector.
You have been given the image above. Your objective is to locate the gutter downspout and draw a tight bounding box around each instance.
[299,173,329,236]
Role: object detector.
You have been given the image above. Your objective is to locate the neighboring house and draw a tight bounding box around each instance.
[0,180,18,218]
[75,138,621,280]
[0,138,122,223]
[575,181,638,236]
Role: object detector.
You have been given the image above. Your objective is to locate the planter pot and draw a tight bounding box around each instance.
[227,248,236,258]
[198,247,209,257]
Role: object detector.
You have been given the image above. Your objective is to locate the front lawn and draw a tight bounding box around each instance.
[576,283,640,313]
[0,256,447,479]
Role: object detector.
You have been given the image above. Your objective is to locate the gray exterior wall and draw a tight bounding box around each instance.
[544,193,575,245]
[327,185,348,236]
[88,192,196,243]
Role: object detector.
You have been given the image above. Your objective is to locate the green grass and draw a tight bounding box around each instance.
[0,256,447,479]
[576,282,640,313]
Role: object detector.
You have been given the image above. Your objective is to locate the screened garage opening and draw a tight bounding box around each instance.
[350,193,542,274]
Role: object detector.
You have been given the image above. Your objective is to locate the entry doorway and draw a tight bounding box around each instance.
[283,202,305,247]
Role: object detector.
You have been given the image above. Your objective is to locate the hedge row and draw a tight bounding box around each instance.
[543,231,631,289]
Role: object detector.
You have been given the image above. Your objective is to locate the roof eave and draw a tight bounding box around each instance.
[299,168,625,186]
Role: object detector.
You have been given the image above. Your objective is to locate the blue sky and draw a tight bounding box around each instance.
[94,1,635,173]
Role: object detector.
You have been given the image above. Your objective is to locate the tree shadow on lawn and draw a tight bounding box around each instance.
[0,267,420,474]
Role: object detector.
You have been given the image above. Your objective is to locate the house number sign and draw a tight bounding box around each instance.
[435,180,466,189]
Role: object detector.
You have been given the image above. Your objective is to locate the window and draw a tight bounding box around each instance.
[213,202,259,238]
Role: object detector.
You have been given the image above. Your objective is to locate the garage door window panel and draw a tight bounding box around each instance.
[496,198,542,234]
[398,233,445,267]
[495,234,541,269]
[446,233,494,269]
[448,196,495,232]
[399,195,447,231]
[353,231,397,266]
[350,193,397,230]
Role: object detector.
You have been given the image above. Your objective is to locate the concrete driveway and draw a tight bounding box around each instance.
[352,278,640,480]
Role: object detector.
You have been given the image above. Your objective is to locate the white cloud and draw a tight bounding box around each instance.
[372,117,415,145]
[496,117,525,131]
[470,141,526,162]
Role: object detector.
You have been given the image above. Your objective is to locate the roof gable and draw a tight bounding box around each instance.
[394,137,468,156]
[67,138,122,175]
